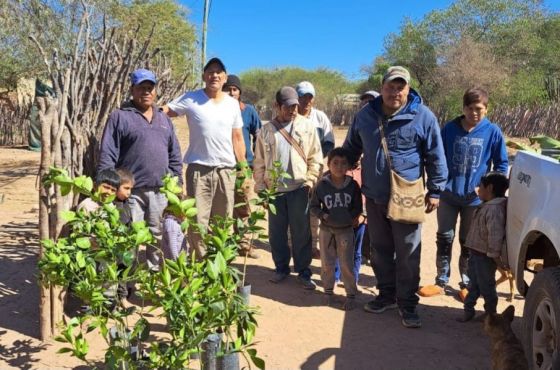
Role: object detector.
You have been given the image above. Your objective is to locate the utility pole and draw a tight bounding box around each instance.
[201,0,210,75]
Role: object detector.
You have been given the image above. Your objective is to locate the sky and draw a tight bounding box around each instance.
[180,0,560,80]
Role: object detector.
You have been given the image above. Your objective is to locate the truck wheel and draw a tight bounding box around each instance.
[524,267,560,369]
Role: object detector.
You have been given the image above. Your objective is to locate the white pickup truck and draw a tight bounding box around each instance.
[507,150,560,370]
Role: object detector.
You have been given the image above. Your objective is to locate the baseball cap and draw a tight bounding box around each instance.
[130,69,157,85]
[276,86,299,106]
[360,90,380,100]
[383,66,411,84]
[296,81,315,97]
[203,57,226,73]
[223,74,242,92]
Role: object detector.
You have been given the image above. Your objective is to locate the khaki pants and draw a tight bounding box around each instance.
[319,225,358,297]
[233,177,254,252]
[186,163,235,258]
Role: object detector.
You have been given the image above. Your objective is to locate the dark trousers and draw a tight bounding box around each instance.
[366,199,422,309]
[464,252,498,314]
[268,187,312,278]
[435,199,476,288]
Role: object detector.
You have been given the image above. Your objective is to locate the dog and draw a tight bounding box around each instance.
[496,267,515,302]
[484,305,528,370]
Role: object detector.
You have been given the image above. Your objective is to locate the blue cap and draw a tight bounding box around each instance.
[130,69,157,85]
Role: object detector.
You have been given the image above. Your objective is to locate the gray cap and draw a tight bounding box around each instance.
[276,86,299,106]
[383,66,411,84]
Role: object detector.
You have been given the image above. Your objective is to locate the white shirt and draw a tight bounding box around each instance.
[168,89,243,167]
[273,122,300,192]
[308,108,334,145]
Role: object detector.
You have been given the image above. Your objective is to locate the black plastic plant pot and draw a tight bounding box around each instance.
[216,352,239,370]
[201,333,222,370]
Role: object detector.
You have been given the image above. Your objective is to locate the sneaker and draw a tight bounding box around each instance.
[363,298,398,314]
[297,276,317,290]
[269,272,288,284]
[399,308,422,328]
[458,288,469,302]
[417,284,445,297]
[456,310,475,323]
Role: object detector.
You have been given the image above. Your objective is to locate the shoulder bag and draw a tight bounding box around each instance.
[377,118,426,224]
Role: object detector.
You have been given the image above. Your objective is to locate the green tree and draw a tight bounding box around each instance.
[240,67,359,117]
[0,0,197,91]
[376,0,557,111]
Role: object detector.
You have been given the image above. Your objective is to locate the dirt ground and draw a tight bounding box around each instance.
[0,123,526,369]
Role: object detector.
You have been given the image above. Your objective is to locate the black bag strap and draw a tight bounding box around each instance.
[270,119,307,162]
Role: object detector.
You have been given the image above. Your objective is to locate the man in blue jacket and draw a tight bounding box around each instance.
[343,66,448,328]
[98,69,183,272]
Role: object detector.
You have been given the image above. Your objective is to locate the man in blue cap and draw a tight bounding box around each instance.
[98,68,183,272]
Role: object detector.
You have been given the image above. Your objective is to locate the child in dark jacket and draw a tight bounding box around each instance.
[310,147,362,310]
[457,172,509,322]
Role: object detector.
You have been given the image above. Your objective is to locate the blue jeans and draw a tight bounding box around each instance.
[464,253,498,314]
[366,199,422,310]
[334,223,365,283]
[435,199,476,288]
[268,187,312,278]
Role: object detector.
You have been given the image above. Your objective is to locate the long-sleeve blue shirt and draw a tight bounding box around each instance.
[440,116,509,206]
[98,102,183,188]
[343,89,448,204]
[240,102,262,165]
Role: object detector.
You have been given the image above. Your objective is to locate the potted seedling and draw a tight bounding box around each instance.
[39,168,156,369]
[39,169,265,369]
[234,161,289,305]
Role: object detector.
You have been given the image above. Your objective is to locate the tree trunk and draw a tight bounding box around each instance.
[38,96,54,340]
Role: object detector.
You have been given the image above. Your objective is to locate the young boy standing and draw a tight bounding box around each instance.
[458,172,509,322]
[77,169,120,213]
[115,168,135,225]
[310,148,362,310]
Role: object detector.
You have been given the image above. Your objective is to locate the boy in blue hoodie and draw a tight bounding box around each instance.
[343,66,448,328]
[418,88,508,300]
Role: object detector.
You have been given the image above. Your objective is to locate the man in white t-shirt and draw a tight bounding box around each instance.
[296,81,335,258]
[164,57,246,257]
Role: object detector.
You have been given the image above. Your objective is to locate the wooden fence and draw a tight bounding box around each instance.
[489,105,560,138]
[0,104,31,146]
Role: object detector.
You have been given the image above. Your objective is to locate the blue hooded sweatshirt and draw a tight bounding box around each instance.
[440,116,508,206]
[343,89,448,204]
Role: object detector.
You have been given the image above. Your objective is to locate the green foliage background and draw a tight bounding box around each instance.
[1,0,559,117]
[239,67,359,114]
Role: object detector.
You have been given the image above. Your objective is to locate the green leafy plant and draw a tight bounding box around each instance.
[507,135,560,160]
[39,168,156,368]
[38,169,266,369]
